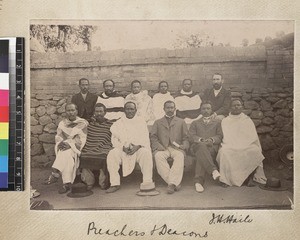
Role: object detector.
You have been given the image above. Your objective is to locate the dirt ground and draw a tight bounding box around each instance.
[30,161,293,210]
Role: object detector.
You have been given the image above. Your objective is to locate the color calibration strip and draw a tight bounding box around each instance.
[0,40,9,188]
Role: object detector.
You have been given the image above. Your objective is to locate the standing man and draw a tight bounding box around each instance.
[80,103,113,190]
[44,103,88,194]
[106,102,159,196]
[174,79,202,124]
[202,73,231,120]
[152,81,174,120]
[96,79,124,121]
[150,100,189,194]
[189,102,222,193]
[125,80,154,124]
[71,78,98,122]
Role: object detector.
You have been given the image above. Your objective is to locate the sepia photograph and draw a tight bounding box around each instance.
[29,20,294,210]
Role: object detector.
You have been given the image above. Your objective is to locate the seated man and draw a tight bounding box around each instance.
[96,79,124,121]
[106,101,159,196]
[150,100,189,194]
[125,80,154,124]
[216,99,267,187]
[189,102,222,193]
[174,79,202,124]
[152,81,174,120]
[79,103,113,190]
[202,73,231,120]
[45,103,88,194]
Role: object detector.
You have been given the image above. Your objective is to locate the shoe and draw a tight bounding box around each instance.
[175,184,181,192]
[212,170,221,181]
[195,183,204,193]
[106,185,120,193]
[44,174,58,185]
[167,184,176,194]
[253,176,267,185]
[58,183,71,194]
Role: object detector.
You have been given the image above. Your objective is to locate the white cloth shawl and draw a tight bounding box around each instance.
[217,113,264,186]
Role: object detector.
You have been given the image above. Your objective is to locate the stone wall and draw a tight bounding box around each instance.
[30,46,294,167]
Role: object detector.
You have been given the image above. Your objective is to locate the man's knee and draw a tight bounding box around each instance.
[138,147,152,159]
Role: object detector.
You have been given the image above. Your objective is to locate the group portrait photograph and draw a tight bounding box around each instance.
[29,20,294,210]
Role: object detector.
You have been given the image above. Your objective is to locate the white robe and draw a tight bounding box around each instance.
[217,113,265,186]
[110,115,151,176]
[152,92,174,120]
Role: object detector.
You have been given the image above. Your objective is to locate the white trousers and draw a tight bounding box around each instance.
[154,147,184,186]
[107,147,154,187]
[52,149,76,184]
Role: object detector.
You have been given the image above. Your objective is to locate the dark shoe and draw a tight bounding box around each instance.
[175,184,181,191]
[44,174,58,185]
[106,185,120,193]
[167,184,176,194]
[58,183,71,194]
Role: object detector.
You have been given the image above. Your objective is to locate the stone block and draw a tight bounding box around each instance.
[31,99,40,108]
[244,101,260,110]
[31,125,43,135]
[276,109,290,117]
[281,124,293,132]
[257,125,273,134]
[57,98,67,106]
[31,143,44,156]
[39,115,52,126]
[273,100,288,109]
[243,109,252,116]
[260,99,273,111]
[46,106,57,115]
[273,137,287,148]
[36,106,46,117]
[36,94,53,100]
[44,123,57,133]
[57,103,66,114]
[274,115,289,128]
[30,108,36,115]
[242,94,251,101]
[264,111,275,117]
[43,143,56,156]
[31,137,39,145]
[231,92,242,97]
[50,114,58,120]
[31,116,39,126]
[39,133,55,144]
[250,110,264,119]
[266,96,280,103]
[262,117,274,125]
[32,155,49,164]
[270,128,280,137]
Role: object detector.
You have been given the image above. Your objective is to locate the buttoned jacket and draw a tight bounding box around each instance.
[71,92,98,121]
[150,116,189,154]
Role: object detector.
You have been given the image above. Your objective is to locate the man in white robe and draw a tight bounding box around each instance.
[106,101,159,195]
[152,81,174,120]
[44,103,88,194]
[217,99,267,187]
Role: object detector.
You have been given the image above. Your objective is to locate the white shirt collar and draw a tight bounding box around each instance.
[213,86,222,96]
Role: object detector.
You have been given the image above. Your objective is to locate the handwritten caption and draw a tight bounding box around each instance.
[86,213,253,238]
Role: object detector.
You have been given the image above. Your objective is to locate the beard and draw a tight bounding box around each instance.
[213,84,221,90]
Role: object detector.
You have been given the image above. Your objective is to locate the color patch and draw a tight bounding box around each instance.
[0,123,9,139]
[0,90,9,106]
[0,139,8,155]
[0,172,8,188]
[0,156,8,172]
[0,106,9,122]
[0,73,9,90]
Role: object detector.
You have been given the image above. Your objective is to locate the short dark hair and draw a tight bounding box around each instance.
[131,80,141,88]
[163,100,175,108]
[124,101,137,109]
[200,101,213,109]
[158,81,169,88]
[94,103,107,112]
[231,98,243,106]
[66,103,78,110]
[79,78,89,85]
[182,79,192,85]
[103,79,115,87]
[213,73,222,78]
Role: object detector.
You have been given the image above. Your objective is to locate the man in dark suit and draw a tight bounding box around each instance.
[71,78,98,122]
[202,73,231,120]
[150,100,189,194]
[189,101,222,193]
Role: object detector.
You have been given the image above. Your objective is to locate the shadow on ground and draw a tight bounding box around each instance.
[30,163,293,210]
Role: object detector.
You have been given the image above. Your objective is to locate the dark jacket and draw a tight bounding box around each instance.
[150,116,189,154]
[202,87,231,116]
[71,92,98,121]
[188,118,223,153]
